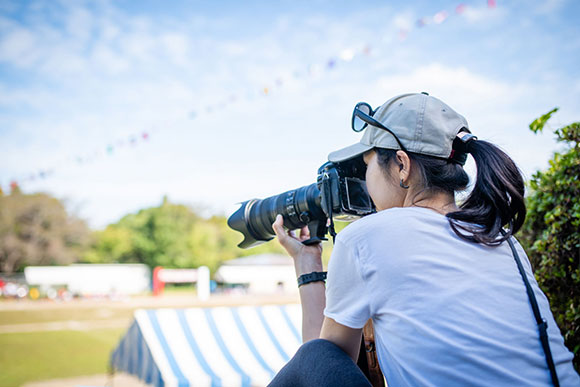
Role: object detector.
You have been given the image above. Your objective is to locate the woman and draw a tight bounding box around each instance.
[269,93,579,386]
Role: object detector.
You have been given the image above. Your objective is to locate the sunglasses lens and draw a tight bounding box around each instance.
[353,104,371,132]
[358,104,371,115]
[353,116,366,132]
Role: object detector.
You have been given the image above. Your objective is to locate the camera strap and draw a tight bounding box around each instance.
[321,173,337,242]
[506,236,559,386]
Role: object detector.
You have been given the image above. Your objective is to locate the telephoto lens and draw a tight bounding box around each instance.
[227,183,326,248]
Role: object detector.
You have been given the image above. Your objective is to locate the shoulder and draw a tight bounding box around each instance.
[336,206,443,245]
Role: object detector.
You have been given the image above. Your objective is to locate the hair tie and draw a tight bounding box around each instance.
[450,130,477,165]
[460,133,478,153]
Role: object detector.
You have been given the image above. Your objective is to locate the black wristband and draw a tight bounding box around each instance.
[297,271,327,287]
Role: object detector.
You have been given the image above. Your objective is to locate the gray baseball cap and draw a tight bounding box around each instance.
[328,93,469,162]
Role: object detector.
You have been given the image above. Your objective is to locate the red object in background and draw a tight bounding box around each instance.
[456,4,467,14]
[152,267,199,296]
[152,267,165,296]
[488,0,497,8]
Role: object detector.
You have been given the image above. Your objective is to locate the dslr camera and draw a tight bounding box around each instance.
[228,156,374,248]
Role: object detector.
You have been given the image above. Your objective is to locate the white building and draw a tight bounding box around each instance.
[24,264,151,296]
[215,254,297,294]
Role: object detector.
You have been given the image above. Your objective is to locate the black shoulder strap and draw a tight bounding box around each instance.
[506,236,560,387]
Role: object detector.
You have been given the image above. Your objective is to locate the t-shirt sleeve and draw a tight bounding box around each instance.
[323,237,371,329]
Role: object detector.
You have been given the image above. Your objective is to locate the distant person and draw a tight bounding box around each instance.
[270,93,579,386]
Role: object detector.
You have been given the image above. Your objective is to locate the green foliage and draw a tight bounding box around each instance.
[0,191,90,273]
[529,107,559,134]
[83,197,289,273]
[520,108,580,368]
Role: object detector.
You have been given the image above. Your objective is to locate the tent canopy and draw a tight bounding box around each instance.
[111,304,302,387]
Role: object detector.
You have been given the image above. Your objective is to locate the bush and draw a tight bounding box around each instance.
[520,108,580,369]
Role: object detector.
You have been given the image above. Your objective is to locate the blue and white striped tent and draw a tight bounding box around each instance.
[111,305,302,386]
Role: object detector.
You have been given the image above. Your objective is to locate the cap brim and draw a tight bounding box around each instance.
[328,142,373,162]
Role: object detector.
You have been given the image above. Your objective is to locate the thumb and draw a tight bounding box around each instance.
[272,214,286,239]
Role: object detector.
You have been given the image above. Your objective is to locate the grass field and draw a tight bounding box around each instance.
[0,307,136,326]
[0,297,157,386]
[0,328,125,387]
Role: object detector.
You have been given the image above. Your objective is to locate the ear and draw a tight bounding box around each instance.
[395,150,411,182]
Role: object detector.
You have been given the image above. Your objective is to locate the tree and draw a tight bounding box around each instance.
[0,189,90,273]
[87,196,201,268]
[82,226,133,264]
[520,108,580,368]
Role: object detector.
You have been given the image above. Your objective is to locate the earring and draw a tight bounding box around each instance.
[400,179,409,189]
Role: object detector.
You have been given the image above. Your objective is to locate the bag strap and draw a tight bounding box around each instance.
[356,319,385,387]
[505,236,560,386]
[363,320,385,387]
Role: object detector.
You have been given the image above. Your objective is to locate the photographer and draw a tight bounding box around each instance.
[269,93,579,386]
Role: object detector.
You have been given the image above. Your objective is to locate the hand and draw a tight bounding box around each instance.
[272,214,323,275]
[273,214,326,341]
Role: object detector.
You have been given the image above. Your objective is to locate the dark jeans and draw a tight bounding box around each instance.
[269,339,372,387]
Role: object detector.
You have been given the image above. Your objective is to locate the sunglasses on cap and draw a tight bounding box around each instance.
[351,102,408,152]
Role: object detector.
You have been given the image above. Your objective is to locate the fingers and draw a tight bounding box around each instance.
[272,214,323,261]
[273,214,313,243]
[273,215,300,257]
[272,214,287,242]
[273,214,284,229]
[299,225,311,241]
[273,215,312,242]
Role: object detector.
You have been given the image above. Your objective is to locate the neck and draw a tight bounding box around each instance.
[403,190,458,215]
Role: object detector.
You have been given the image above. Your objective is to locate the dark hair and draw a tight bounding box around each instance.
[375,140,526,246]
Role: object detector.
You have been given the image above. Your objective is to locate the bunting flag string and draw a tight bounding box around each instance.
[3,1,497,193]
[7,130,152,191]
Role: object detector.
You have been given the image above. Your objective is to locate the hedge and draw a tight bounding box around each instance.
[519,108,580,370]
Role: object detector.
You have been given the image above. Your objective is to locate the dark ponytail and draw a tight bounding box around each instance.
[375,140,526,246]
[446,140,526,246]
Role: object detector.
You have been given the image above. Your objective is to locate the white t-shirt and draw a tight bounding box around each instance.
[324,206,579,386]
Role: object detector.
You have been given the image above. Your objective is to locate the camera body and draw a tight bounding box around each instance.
[317,156,374,221]
[228,156,374,248]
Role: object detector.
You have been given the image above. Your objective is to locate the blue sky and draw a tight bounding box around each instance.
[1,0,579,229]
